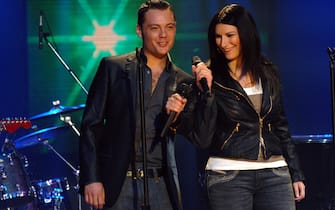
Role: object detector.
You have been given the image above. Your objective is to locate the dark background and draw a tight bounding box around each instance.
[1,0,335,209]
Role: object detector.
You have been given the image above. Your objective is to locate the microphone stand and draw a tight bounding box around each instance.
[136,48,150,210]
[328,47,335,209]
[328,47,335,144]
[42,33,88,95]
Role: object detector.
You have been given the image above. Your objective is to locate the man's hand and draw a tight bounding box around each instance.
[165,93,187,122]
[293,181,305,202]
[84,182,105,209]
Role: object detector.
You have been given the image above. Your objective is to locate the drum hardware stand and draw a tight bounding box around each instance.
[59,116,80,136]
[41,139,82,210]
[39,10,88,95]
[59,115,83,209]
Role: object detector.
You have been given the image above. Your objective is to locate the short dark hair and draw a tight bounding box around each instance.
[137,0,175,27]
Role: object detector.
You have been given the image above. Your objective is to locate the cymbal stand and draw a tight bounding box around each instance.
[58,118,93,210]
[60,115,80,136]
[58,116,88,209]
[41,140,82,210]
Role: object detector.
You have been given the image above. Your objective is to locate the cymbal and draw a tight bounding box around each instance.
[30,104,85,121]
[14,125,69,149]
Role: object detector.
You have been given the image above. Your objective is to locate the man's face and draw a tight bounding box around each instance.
[136,9,176,59]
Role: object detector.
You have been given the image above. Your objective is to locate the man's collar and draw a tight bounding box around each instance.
[137,47,172,72]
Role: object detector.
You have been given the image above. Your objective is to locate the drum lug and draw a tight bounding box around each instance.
[22,156,29,168]
[15,184,21,192]
[0,184,8,193]
[1,172,6,179]
[62,177,70,191]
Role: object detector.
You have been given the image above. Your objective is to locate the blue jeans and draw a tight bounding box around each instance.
[103,176,173,210]
[206,167,296,210]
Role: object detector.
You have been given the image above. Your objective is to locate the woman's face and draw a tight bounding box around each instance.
[215,23,241,63]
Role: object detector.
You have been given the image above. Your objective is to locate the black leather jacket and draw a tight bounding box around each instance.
[187,61,305,183]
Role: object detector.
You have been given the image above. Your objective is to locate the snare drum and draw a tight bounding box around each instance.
[0,152,35,209]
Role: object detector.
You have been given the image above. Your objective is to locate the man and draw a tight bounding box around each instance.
[79,1,192,209]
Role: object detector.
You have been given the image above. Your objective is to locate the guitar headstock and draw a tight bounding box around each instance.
[0,118,32,133]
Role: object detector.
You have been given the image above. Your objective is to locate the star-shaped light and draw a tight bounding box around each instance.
[82,20,125,57]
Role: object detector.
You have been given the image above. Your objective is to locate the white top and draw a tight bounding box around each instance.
[206,157,287,170]
[243,79,263,95]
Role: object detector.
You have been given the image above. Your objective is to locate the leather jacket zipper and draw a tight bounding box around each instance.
[220,122,240,150]
[258,96,272,158]
[259,118,265,157]
[214,81,273,156]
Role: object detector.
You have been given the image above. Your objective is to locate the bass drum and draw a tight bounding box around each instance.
[0,152,35,209]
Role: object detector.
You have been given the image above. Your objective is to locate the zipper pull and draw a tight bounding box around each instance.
[259,118,263,129]
[235,122,240,132]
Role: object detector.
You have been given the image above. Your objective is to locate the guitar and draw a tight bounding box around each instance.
[0,118,32,133]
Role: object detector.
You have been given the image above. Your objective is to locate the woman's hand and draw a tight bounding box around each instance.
[192,62,213,93]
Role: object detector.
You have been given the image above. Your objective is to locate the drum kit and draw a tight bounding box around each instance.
[0,100,86,210]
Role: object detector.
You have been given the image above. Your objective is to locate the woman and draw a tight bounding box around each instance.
[190,3,306,210]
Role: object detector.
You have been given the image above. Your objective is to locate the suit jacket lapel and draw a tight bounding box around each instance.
[125,54,138,115]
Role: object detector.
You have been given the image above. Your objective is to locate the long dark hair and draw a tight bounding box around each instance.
[208,4,261,82]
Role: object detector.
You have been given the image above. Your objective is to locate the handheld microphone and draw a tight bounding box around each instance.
[327,47,335,61]
[192,56,211,97]
[39,10,44,49]
[160,83,193,137]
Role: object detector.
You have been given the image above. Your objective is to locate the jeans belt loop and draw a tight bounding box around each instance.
[137,168,144,178]
[152,168,160,183]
